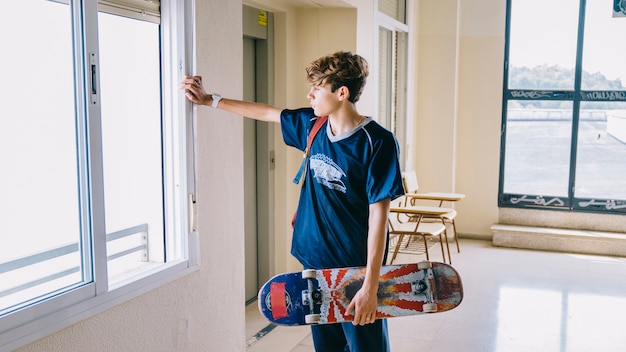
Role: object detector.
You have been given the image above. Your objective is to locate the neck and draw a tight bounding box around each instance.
[328,106,364,136]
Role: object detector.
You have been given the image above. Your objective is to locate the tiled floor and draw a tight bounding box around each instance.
[246,239,626,352]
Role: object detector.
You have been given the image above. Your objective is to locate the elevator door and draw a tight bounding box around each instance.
[243,37,258,302]
[243,5,274,304]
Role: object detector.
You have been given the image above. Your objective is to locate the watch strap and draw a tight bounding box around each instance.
[211,94,222,108]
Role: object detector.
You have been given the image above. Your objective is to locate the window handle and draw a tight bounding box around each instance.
[188,193,197,233]
[89,52,98,105]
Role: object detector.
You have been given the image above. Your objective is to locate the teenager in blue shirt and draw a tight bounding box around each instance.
[182,51,404,352]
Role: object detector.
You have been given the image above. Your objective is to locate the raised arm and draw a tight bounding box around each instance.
[181,75,282,123]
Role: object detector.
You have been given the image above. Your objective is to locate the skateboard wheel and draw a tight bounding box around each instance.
[423,303,438,313]
[417,261,432,270]
[302,269,317,279]
[305,314,321,324]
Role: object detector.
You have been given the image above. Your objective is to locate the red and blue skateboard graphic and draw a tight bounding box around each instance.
[258,261,463,326]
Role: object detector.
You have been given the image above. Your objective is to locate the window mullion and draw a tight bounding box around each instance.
[568,0,587,208]
[79,0,109,294]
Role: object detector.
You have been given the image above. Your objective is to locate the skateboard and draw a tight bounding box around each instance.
[257,261,463,326]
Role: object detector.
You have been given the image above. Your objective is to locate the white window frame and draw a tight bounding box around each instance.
[0,1,198,350]
[377,9,409,167]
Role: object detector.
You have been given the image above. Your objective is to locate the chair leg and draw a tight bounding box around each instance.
[442,230,452,264]
[389,234,404,264]
[439,219,452,264]
[437,234,448,264]
[451,219,460,253]
[421,235,430,261]
[404,236,413,249]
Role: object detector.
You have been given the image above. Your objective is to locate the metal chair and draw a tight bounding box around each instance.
[387,202,449,264]
[401,171,465,254]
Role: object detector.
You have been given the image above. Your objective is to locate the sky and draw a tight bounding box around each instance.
[509,0,626,81]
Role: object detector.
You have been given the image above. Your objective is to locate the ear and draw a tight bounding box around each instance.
[337,86,351,101]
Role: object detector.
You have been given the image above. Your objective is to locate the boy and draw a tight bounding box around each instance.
[181,51,404,351]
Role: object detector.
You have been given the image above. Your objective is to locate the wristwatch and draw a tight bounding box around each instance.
[211,93,222,108]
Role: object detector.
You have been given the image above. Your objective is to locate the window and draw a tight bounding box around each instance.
[98,10,166,285]
[378,4,409,167]
[500,0,626,214]
[0,0,195,349]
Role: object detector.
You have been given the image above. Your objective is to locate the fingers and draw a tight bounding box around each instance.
[347,300,355,315]
[180,76,202,90]
[353,310,377,326]
[348,288,379,326]
[181,75,202,84]
[180,75,208,104]
[349,301,376,326]
[184,89,200,103]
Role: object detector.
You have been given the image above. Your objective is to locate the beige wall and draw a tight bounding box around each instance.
[409,0,504,238]
[455,0,505,237]
[412,0,460,194]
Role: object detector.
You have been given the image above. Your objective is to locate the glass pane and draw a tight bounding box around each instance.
[508,0,580,89]
[503,101,573,196]
[98,13,164,285]
[378,27,392,129]
[581,0,626,90]
[574,102,626,200]
[379,0,406,23]
[0,1,85,314]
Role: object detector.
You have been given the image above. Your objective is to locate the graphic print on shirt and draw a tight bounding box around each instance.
[309,153,347,193]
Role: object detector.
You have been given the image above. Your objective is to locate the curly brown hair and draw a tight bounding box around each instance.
[305,51,369,103]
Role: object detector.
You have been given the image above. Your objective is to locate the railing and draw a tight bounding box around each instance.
[0,223,148,299]
[507,109,608,121]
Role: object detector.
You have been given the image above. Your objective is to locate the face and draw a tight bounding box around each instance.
[307,83,342,116]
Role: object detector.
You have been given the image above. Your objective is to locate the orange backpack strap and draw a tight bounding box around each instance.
[292,115,328,184]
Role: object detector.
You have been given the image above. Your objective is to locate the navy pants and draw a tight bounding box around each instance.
[311,319,390,352]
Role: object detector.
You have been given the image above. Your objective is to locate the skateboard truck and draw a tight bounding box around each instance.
[302,269,322,324]
[412,280,428,293]
[416,261,438,313]
[302,289,322,305]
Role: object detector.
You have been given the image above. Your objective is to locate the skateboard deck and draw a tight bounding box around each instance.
[258,261,463,326]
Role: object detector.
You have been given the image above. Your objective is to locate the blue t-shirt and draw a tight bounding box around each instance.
[281,108,405,269]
